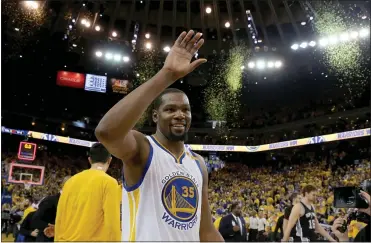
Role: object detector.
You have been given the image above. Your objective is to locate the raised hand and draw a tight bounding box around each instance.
[162,30,207,81]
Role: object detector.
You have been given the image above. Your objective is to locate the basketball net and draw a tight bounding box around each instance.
[24,181,31,190]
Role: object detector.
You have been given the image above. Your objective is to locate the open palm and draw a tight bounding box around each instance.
[163,30,207,80]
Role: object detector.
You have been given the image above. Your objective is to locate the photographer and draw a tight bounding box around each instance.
[331,190,370,242]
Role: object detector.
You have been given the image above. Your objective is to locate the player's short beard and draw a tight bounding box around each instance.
[166,131,188,142]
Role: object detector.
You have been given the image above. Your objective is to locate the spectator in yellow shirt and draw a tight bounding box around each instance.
[54,143,121,241]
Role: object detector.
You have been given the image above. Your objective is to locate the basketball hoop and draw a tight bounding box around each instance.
[23,181,32,190]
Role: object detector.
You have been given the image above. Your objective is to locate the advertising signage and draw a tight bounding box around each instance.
[56,71,85,89]
[84,74,107,93]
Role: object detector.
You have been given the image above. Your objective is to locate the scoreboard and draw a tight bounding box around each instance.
[18,142,37,161]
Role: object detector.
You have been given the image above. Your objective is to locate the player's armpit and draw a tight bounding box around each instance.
[95,129,148,163]
[195,154,224,242]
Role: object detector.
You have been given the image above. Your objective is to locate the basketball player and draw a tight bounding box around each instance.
[282,193,301,242]
[282,185,336,242]
[95,30,224,241]
[54,143,120,241]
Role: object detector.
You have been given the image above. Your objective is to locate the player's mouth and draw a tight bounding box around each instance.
[171,124,186,132]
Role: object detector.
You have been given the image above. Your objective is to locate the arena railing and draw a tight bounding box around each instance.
[1,126,370,152]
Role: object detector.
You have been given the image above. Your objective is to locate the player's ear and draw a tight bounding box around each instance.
[152,109,158,124]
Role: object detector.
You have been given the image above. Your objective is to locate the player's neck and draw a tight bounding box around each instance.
[302,198,311,206]
[153,132,184,158]
[90,163,107,172]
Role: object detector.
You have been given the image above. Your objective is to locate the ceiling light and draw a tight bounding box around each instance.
[248,62,255,68]
[145,33,150,39]
[85,21,91,28]
[205,7,212,14]
[145,42,152,49]
[123,56,130,62]
[114,54,121,61]
[256,60,265,69]
[163,46,171,52]
[105,53,113,60]
[81,19,87,25]
[95,25,101,31]
[95,51,103,57]
[301,21,306,25]
[291,44,299,50]
[267,61,274,68]
[274,61,282,68]
[319,38,328,47]
[359,28,369,37]
[112,31,117,37]
[300,42,308,48]
[308,41,316,47]
[225,22,230,28]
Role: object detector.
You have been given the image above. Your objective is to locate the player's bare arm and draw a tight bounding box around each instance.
[195,153,224,242]
[282,204,301,241]
[95,30,207,163]
[313,208,336,242]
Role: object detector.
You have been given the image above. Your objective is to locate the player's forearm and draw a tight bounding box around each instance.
[318,227,336,242]
[282,223,294,241]
[95,69,175,140]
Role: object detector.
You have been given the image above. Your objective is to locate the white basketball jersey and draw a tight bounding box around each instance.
[121,135,203,241]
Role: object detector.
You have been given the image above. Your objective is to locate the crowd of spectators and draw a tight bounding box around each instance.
[1,137,370,241]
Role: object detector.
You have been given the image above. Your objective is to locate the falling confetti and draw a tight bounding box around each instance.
[313,1,370,97]
[134,49,161,128]
[2,1,51,59]
[204,44,250,132]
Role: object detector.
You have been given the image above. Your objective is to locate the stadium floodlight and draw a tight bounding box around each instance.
[81,19,87,25]
[112,31,118,37]
[267,61,274,68]
[300,42,308,48]
[291,44,299,50]
[350,31,359,39]
[359,28,369,37]
[95,51,103,57]
[24,1,39,9]
[205,7,212,14]
[113,54,121,61]
[163,46,171,52]
[145,42,152,50]
[145,33,150,39]
[225,22,230,28]
[340,33,349,41]
[274,61,282,68]
[328,36,338,45]
[105,53,113,60]
[85,21,91,28]
[248,62,255,69]
[309,41,316,47]
[95,25,101,31]
[123,56,130,62]
[319,38,328,47]
[256,60,265,69]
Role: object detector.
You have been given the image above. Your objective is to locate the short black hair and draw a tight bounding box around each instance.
[230,202,240,211]
[153,88,186,110]
[89,143,111,163]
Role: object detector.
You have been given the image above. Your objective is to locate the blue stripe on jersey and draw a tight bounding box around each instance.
[123,140,153,192]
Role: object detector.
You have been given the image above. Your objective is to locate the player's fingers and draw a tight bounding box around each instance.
[180,30,195,47]
[190,38,205,55]
[185,32,203,52]
[189,58,207,72]
[175,31,187,46]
